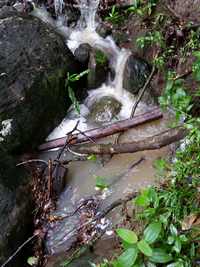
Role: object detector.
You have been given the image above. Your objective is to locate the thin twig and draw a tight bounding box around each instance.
[16,159,48,167]
[48,159,53,199]
[173,70,192,81]
[67,146,88,157]
[76,128,96,144]
[62,191,138,241]
[130,66,156,118]
[0,234,37,267]
[115,66,156,144]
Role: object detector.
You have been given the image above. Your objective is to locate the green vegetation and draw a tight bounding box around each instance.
[95,50,108,66]
[66,70,89,114]
[105,6,122,25]
[127,0,158,17]
[88,39,200,267]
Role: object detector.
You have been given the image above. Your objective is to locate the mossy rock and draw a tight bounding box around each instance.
[0,7,81,153]
[87,96,122,123]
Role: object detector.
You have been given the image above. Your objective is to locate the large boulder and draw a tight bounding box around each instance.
[0,145,33,266]
[0,6,82,265]
[0,6,80,152]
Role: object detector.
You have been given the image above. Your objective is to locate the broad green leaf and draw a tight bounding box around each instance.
[137,239,153,257]
[116,247,138,267]
[134,189,150,207]
[149,248,172,263]
[170,224,178,236]
[116,228,138,244]
[144,222,162,244]
[173,238,182,253]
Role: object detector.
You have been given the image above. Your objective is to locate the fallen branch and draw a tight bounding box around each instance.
[1,234,38,267]
[62,191,138,242]
[38,107,163,151]
[71,127,187,155]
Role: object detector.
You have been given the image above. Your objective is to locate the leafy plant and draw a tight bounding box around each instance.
[95,50,108,66]
[66,70,89,114]
[105,6,122,25]
[127,0,158,17]
[136,31,164,49]
[95,176,109,190]
[96,52,200,267]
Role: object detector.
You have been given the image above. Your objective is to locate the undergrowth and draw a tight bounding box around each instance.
[89,40,200,267]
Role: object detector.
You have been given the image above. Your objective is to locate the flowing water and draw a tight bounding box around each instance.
[34,1,174,265]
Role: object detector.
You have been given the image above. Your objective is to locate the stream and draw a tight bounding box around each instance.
[35,1,173,266]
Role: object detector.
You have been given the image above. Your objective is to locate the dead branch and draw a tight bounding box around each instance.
[62,191,138,242]
[39,108,163,151]
[1,234,38,267]
[71,127,187,155]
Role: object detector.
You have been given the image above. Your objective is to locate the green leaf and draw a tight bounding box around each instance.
[137,239,153,257]
[116,228,138,244]
[95,176,108,189]
[144,222,162,244]
[170,224,178,236]
[134,189,150,207]
[87,154,97,161]
[149,248,172,263]
[167,236,175,245]
[173,238,182,253]
[116,247,138,267]
[27,257,38,266]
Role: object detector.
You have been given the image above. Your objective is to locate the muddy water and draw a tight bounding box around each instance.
[41,113,172,267]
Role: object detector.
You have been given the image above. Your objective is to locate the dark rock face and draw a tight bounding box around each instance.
[123,55,151,95]
[0,6,81,265]
[0,146,33,266]
[74,43,91,64]
[0,7,79,152]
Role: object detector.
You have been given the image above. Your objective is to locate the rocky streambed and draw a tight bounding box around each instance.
[1,0,199,266]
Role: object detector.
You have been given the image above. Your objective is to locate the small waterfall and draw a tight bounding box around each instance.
[54,0,64,16]
[77,0,100,30]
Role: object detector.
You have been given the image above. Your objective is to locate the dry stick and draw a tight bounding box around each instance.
[0,234,37,267]
[38,108,163,151]
[130,66,156,118]
[71,127,186,155]
[115,66,156,144]
[62,191,138,241]
[48,159,53,199]
[16,159,48,167]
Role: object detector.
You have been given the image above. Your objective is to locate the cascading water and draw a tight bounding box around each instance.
[46,0,151,140]
[33,1,172,264]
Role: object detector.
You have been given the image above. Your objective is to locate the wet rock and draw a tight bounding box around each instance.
[88,49,109,89]
[0,147,33,266]
[74,43,91,64]
[88,96,122,123]
[0,7,79,152]
[96,22,112,38]
[123,55,151,95]
[64,5,80,26]
[74,45,109,89]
